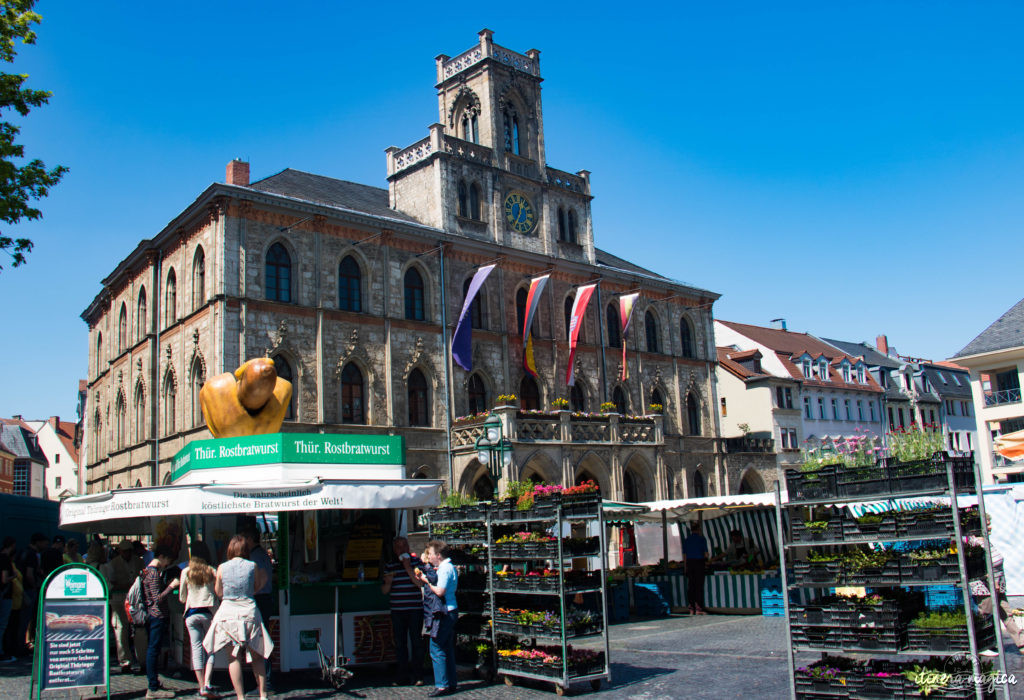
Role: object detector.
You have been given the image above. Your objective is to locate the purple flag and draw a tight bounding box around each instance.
[451,264,496,371]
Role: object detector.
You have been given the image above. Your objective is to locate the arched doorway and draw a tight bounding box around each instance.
[738,469,766,494]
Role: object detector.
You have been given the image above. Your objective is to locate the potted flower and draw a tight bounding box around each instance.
[551,397,570,411]
[599,401,617,415]
[647,402,664,415]
[495,393,518,408]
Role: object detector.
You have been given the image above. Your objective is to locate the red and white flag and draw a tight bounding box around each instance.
[619,292,640,381]
[565,284,596,386]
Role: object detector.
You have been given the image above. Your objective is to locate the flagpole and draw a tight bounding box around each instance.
[595,281,608,403]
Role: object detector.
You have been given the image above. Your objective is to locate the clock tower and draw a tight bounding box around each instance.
[386,29,594,264]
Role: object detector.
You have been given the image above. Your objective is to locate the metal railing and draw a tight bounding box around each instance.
[984,388,1021,406]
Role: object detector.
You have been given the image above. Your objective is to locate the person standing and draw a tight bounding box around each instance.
[63,538,83,564]
[382,536,425,686]
[179,541,218,698]
[102,540,145,673]
[414,540,458,697]
[141,545,180,699]
[41,536,65,577]
[242,524,275,691]
[16,532,47,652]
[204,535,273,700]
[683,521,709,615]
[85,540,107,569]
[0,537,17,663]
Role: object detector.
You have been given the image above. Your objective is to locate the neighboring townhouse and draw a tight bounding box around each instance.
[714,321,886,454]
[952,297,1024,483]
[0,420,46,498]
[716,346,803,481]
[0,440,14,493]
[23,416,80,499]
[824,336,977,453]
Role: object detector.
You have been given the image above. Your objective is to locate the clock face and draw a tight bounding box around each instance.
[503,191,536,234]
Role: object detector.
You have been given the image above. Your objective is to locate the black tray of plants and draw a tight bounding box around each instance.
[492,541,559,559]
[448,546,487,565]
[837,464,889,498]
[791,592,923,628]
[791,624,849,650]
[785,465,840,503]
[896,506,955,538]
[793,559,845,585]
[842,510,899,540]
[429,503,489,523]
[560,492,601,517]
[906,610,995,652]
[844,551,901,585]
[899,549,961,583]
[849,674,908,700]
[564,570,602,592]
[791,513,845,543]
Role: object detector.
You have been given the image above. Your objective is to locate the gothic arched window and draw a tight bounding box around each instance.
[623,470,640,503]
[693,470,706,498]
[408,369,429,427]
[557,207,567,241]
[467,374,487,415]
[570,384,585,412]
[135,288,147,343]
[273,355,295,421]
[338,256,362,312]
[613,386,628,414]
[133,383,146,443]
[686,393,701,435]
[190,359,205,427]
[567,209,578,243]
[266,242,292,302]
[564,296,574,342]
[469,183,481,220]
[118,303,127,352]
[650,388,664,413]
[163,371,176,436]
[457,181,468,218]
[95,332,103,377]
[165,268,176,326]
[463,277,484,330]
[404,267,425,321]
[516,287,539,337]
[504,109,522,155]
[680,317,695,359]
[645,310,660,353]
[606,304,621,348]
[115,393,126,450]
[519,375,540,411]
[461,112,479,143]
[340,363,365,424]
[192,246,206,309]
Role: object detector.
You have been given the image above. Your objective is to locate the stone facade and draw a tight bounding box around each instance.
[81,31,737,502]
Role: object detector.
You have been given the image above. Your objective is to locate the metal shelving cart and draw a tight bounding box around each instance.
[775,455,1011,700]
[488,496,612,695]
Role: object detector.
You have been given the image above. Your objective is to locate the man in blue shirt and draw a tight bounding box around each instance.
[683,521,709,615]
[414,540,458,696]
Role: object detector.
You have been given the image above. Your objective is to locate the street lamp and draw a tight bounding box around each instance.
[475,414,513,500]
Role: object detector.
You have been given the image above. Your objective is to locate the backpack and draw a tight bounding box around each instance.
[125,571,149,626]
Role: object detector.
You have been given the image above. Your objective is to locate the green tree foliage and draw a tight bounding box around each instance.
[0,0,66,273]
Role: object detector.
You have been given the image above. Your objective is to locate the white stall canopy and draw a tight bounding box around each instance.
[60,478,443,533]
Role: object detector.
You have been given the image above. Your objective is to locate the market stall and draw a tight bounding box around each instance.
[60,432,443,673]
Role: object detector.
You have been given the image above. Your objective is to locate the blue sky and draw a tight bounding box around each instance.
[2,2,1023,420]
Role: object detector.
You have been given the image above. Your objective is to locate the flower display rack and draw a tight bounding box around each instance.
[488,488,610,693]
[777,453,1012,700]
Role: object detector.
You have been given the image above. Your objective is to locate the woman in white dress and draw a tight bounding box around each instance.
[203,535,273,700]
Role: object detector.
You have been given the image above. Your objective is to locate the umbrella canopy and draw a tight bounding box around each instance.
[995,429,1024,461]
[637,492,778,522]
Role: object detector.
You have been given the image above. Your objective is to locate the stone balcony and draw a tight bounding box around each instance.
[451,406,663,452]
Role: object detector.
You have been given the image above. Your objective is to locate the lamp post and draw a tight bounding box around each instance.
[475,414,513,500]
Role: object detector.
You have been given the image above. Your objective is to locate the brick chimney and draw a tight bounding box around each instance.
[48,416,59,430]
[226,159,249,186]
[876,335,889,356]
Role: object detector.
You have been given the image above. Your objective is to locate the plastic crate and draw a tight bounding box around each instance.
[846,560,901,586]
[791,515,845,543]
[849,675,908,700]
[896,508,955,538]
[785,466,839,503]
[923,585,961,610]
[906,619,995,653]
[842,511,899,540]
[560,492,601,517]
[837,465,889,498]
[795,673,855,696]
[793,561,844,586]
[844,625,905,652]
[899,555,960,584]
[762,605,785,617]
[791,624,848,649]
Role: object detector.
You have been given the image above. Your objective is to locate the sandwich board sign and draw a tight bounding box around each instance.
[31,563,110,699]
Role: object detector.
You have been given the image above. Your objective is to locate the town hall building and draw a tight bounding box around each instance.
[80,31,763,504]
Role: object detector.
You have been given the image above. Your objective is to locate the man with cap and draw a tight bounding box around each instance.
[103,540,145,673]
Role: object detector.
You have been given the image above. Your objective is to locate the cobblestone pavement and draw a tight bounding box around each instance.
[3,614,1023,699]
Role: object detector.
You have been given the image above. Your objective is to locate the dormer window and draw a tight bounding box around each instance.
[818,359,829,381]
[802,359,812,379]
[857,366,866,384]
[879,371,888,388]
[841,364,851,383]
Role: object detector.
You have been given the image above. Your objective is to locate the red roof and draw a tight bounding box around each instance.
[717,320,884,393]
[932,360,969,372]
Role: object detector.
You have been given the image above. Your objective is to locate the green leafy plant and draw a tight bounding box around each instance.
[804,520,831,532]
[599,401,617,414]
[888,424,944,463]
[906,547,950,564]
[807,550,840,563]
[501,480,534,502]
[902,666,952,696]
[442,491,479,508]
[855,513,884,525]
[842,549,893,571]
[647,403,664,414]
[911,610,966,629]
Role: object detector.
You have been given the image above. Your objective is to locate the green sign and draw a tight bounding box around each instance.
[171,433,405,481]
[299,629,319,651]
